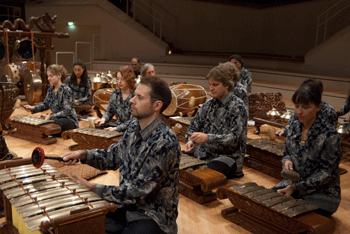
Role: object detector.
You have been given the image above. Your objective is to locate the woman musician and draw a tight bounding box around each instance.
[24,64,79,136]
[273,80,341,217]
[95,66,136,132]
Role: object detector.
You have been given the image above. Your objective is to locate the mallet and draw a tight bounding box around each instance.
[31,147,65,168]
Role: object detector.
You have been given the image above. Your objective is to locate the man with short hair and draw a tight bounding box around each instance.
[184,64,248,178]
[131,57,141,77]
[62,77,181,234]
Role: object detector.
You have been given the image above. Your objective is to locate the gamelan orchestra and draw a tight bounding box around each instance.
[0,11,348,234]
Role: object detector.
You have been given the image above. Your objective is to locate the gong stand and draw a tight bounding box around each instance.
[0,12,69,100]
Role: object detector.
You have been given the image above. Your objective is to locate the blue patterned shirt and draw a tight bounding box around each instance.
[186,91,248,172]
[65,76,92,105]
[239,67,252,94]
[102,89,135,126]
[283,101,337,135]
[232,82,249,109]
[275,117,341,213]
[85,117,181,234]
[32,83,79,128]
[337,94,350,119]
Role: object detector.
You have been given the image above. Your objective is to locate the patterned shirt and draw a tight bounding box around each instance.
[186,91,248,172]
[283,101,337,135]
[337,94,350,117]
[232,82,249,109]
[102,89,135,126]
[275,117,341,213]
[65,76,92,105]
[32,83,79,128]
[239,67,252,94]
[85,117,181,234]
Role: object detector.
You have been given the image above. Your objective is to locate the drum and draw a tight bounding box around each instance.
[3,61,43,96]
[92,88,114,118]
[14,38,37,60]
[163,84,207,116]
[0,39,5,61]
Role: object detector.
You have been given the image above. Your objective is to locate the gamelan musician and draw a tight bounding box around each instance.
[273,82,341,217]
[66,60,92,116]
[95,66,136,132]
[62,77,181,234]
[24,64,79,136]
[184,64,248,179]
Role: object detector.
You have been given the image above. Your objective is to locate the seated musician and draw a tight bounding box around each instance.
[273,83,341,217]
[184,64,248,178]
[230,54,252,94]
[222,61,249,108]
[336,89,350,125]
[24,64,79,136]
[140,63,156,77]
[276,78,337,136]
[62,77,180,234]
[65,60,92,117]
[95,66,136,132]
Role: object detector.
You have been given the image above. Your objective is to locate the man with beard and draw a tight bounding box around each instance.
[61,77,181,234]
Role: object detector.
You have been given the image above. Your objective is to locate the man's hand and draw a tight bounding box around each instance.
[23,105,34,112]
[284,160,293,170]
[184,141,194,153]
[42,114,52,120]
[190,132,208,144]
[71,174,95,191]
[276,129,285,136]
[61,150,87,165]
[277,185,296,197]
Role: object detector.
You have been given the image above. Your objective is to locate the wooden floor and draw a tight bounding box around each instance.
[1,103,350,234]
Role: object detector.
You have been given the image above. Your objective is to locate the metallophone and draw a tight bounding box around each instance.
[253,117,287,135]
[217,182,335,234]
[62,128,123,151]
[0,157,116,234]
[244,138,285,180]
[179,154,227,204]
[8,116,61,145]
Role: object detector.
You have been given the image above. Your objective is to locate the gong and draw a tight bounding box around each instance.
[0,39,5,61]
[14,39,37,60]
[24,70,42,105]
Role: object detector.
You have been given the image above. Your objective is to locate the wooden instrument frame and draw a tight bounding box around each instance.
[62,129,121,151]
[253,117,287,135]
[0,13,69,100]
[0,158,117,234]
[244,138,284,180]
[8,118,61,145]
[179,167,227,204]
[217,184,336,234]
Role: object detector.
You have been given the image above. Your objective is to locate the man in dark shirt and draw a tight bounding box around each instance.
[131,57,141,77]
[62,77,181,234]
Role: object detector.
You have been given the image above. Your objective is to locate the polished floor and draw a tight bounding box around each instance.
[1,102,349,234]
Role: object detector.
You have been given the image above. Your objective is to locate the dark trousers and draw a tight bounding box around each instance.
[105,208,165,234]
[53,117,76,136]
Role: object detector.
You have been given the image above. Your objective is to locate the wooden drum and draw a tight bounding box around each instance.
[92,88,114,118]
[163,84,207,117]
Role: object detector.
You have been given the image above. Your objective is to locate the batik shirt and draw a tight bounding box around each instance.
[239,67,252,94]
[232,82,249,109]
[283,101,337,135]
[84,117,181,234]
[337,95,350,127]
[186,91,248,172]
[65,76,92,105]
[102,89,135,126]
[275,117,341,213]
[32,83,79,128]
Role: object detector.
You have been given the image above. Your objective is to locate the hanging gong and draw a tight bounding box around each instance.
[0,39,5,61]
[24,70,42,105]
[14,39,37,60]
